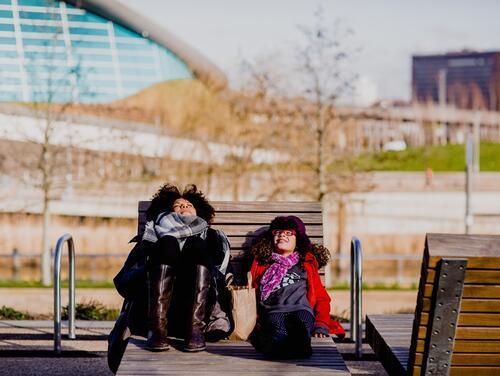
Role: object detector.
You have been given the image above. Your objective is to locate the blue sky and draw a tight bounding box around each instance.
[122,0,500,104]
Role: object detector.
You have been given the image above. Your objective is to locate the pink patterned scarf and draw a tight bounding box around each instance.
[259,252,300,301]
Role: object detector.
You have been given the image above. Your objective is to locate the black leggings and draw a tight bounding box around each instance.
[147,235,213,270]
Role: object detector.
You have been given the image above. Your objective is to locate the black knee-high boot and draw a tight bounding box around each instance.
[145,264,175,351]
[184,265,211,352]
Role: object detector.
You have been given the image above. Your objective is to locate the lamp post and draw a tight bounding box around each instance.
[465,134,473,234]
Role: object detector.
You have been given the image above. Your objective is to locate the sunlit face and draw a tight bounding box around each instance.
[172,198,197,216]
[272,229,297,256]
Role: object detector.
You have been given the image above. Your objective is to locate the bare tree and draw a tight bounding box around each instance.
[233,8,373,282]
[0,2,87,285]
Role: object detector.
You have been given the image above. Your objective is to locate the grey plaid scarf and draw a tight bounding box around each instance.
[142,212,231,274]
[143,212,208,243]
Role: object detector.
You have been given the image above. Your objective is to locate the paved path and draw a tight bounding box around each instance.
[0,320,113,376]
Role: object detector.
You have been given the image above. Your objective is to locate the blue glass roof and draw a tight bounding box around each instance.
[0,0,193,103]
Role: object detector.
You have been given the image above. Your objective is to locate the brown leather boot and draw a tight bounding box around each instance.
[145,265,174,351]
[184,265,211,352]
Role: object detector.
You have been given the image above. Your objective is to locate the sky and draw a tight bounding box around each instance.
[122,0,500,105]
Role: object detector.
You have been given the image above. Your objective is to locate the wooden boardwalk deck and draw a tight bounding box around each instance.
[117,336,350,375]
[365,314,413,376]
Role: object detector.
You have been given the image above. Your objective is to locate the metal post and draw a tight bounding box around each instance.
[438,69,447,107]
[54,233,76,354]
[473,112,481,173]
[12,248,20,281]
[465,134,474,234]
[396,258,403,286]
[350,236,363,359]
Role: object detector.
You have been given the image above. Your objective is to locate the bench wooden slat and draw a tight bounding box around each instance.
[224,236,323,249]
[211,224,323,237]
[138,201,322,238]
[423,298,500,312]
[368,234,500,376]
[414,353,500,366]
[212,212,323,224]
[428,257,500,269]
[416,340,500,353]
[426,234,500,258]
[414,366,500,376]
[427,269,500,284]
[418,312,500,327]
[139,201,322,213]
[417,326,500,340]
[423,284,500,299]
[117,337,350,376]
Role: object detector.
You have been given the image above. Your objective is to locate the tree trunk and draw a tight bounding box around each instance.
[232,173,240,201]
[41,195,51,286]
[336,197,347,281]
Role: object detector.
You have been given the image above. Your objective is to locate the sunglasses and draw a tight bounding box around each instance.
[271,229,296,237]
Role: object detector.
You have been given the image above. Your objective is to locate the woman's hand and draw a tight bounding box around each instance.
[313,332,328,338]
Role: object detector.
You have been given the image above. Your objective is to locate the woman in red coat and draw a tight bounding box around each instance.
[249,216,344,358]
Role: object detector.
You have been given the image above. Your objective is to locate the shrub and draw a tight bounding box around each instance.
[0,305,32,320]
[62,299,119,321]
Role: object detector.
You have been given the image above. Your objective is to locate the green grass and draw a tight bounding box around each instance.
[354,142,500,171]
[0,280,114,288]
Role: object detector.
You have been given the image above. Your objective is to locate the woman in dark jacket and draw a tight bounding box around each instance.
[112,183,232,356]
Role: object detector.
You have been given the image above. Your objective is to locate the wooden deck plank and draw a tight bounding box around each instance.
[117,336,350,375]
[366,314,413,376]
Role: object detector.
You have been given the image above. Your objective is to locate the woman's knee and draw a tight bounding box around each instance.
[182,237,212,267]
[148,236,181,267]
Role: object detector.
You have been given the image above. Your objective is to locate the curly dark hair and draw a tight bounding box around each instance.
[250,226,330,268]
[145,183,215,223]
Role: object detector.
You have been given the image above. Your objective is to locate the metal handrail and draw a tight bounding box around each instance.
[350,236,363,359]
[53,233,76,354]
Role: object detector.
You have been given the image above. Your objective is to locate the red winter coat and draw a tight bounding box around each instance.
[250,252,345,338]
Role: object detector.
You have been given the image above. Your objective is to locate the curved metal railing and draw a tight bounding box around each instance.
[350,236,363,359]
[53,233,76,354]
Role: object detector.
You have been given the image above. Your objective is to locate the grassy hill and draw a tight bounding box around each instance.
[354,143,500,171]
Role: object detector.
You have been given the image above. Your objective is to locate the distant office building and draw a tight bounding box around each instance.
[412,51,500,111]
[0,0,226,103]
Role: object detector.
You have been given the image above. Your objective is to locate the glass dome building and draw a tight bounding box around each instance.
[0,0,226,103]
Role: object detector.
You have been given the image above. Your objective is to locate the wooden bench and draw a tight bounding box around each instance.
[366,233,500,376]
[117,201,350,375]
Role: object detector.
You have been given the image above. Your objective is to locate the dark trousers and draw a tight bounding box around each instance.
[146,235,214,338]
[263,310,315,343]
[252,309,315,358]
